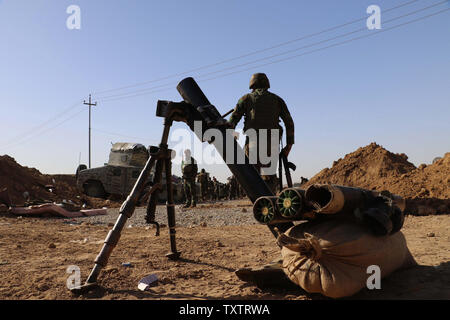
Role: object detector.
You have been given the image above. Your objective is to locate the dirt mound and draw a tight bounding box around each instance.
[305,143,416,189]
[304,143,450,215]
[0,155,114,208]
[387,153,450,199]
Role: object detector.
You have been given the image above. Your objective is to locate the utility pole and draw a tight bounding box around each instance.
[83,94,97,169]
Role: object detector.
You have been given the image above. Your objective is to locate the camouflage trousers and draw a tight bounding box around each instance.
[183,178,197,205]
[244,134,280,195]
[213,187,220,200]
[228,186,237,200]
[200,184,208,201]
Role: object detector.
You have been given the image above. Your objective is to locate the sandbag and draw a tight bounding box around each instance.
[279,218,416,298]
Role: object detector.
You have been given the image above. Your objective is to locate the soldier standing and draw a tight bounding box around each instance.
[238,182,245,198]
[228,175,238,200]
[197,168,208,202]
[181,149,198,208]
[207,176,214,201]
[228,73,295,193]
[212,177,220,201]
[223,182,229,201]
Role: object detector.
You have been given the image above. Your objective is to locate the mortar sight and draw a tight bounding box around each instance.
[156,100,172,118]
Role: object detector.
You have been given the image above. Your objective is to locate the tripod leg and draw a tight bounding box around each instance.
[70,155,157,294]
[164,157,180,260]
[145,157,164,225]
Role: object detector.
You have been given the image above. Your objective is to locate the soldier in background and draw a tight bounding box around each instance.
[228,73,295,193]
[181,149,198,208]
[300,177,309,186]
[197,168,208,202]
[228,175,238,200]
[207,176,214,201]
[223,182,229,201]
[238,182,245,198]
[212,177,220,201]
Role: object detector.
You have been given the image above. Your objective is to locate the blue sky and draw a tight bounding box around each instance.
[0,0,449,182]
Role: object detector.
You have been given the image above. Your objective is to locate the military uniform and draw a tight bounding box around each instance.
[228,176,238,200]
[238,182,245,198]
[212,177,220,201]
[182,156,198,207]
[223,183,229,200]
[208,177,214,201]
[228,73,295,193]
[197,169,208,202]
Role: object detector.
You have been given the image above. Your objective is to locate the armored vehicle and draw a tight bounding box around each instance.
[76,142,184,202]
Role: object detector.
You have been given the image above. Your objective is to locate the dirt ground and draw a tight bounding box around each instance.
[0,207,448,300]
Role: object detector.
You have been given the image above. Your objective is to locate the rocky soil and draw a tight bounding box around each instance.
[0,211,448,300]
[75,199,255,228]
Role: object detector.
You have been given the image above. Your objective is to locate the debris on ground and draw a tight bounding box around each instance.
[121,262,133,268]
[0,155,120,209]
[8,204,107,218]
[138,274,159,291]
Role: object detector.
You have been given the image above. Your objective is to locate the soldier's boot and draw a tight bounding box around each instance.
[183,201,191,208]
[191,201,196,208]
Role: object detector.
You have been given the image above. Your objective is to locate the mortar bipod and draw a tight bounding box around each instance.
[70,118,180,294]
[144,144,180,260]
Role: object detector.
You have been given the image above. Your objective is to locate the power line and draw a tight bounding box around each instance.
[97,81,176,101]
[1,100,83,146]
[92,128,159,143]
[5,0,445,144]
[99,0,446,102]
[8,8,444,149]
[194,0,448,80]
[199,7,450,82]
[92,0,423,97]
[98,4,450,103]
[1,108,86,150]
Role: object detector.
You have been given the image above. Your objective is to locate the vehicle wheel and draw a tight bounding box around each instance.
[84,181,106,198]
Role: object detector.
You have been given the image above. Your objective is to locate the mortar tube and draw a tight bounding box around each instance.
[176,77,294,234]
[305,184,369,214]
[253,196,293,225]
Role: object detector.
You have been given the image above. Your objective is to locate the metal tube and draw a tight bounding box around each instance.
[253,196,293,225]
[305,184,373,214]
[176,77,294,234]
[276,187,306,219]
[145,155,164,220]
[165,157,179,259]
[84,154,157,284]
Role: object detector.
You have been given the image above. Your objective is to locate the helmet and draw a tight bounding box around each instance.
[249,73,270,90]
